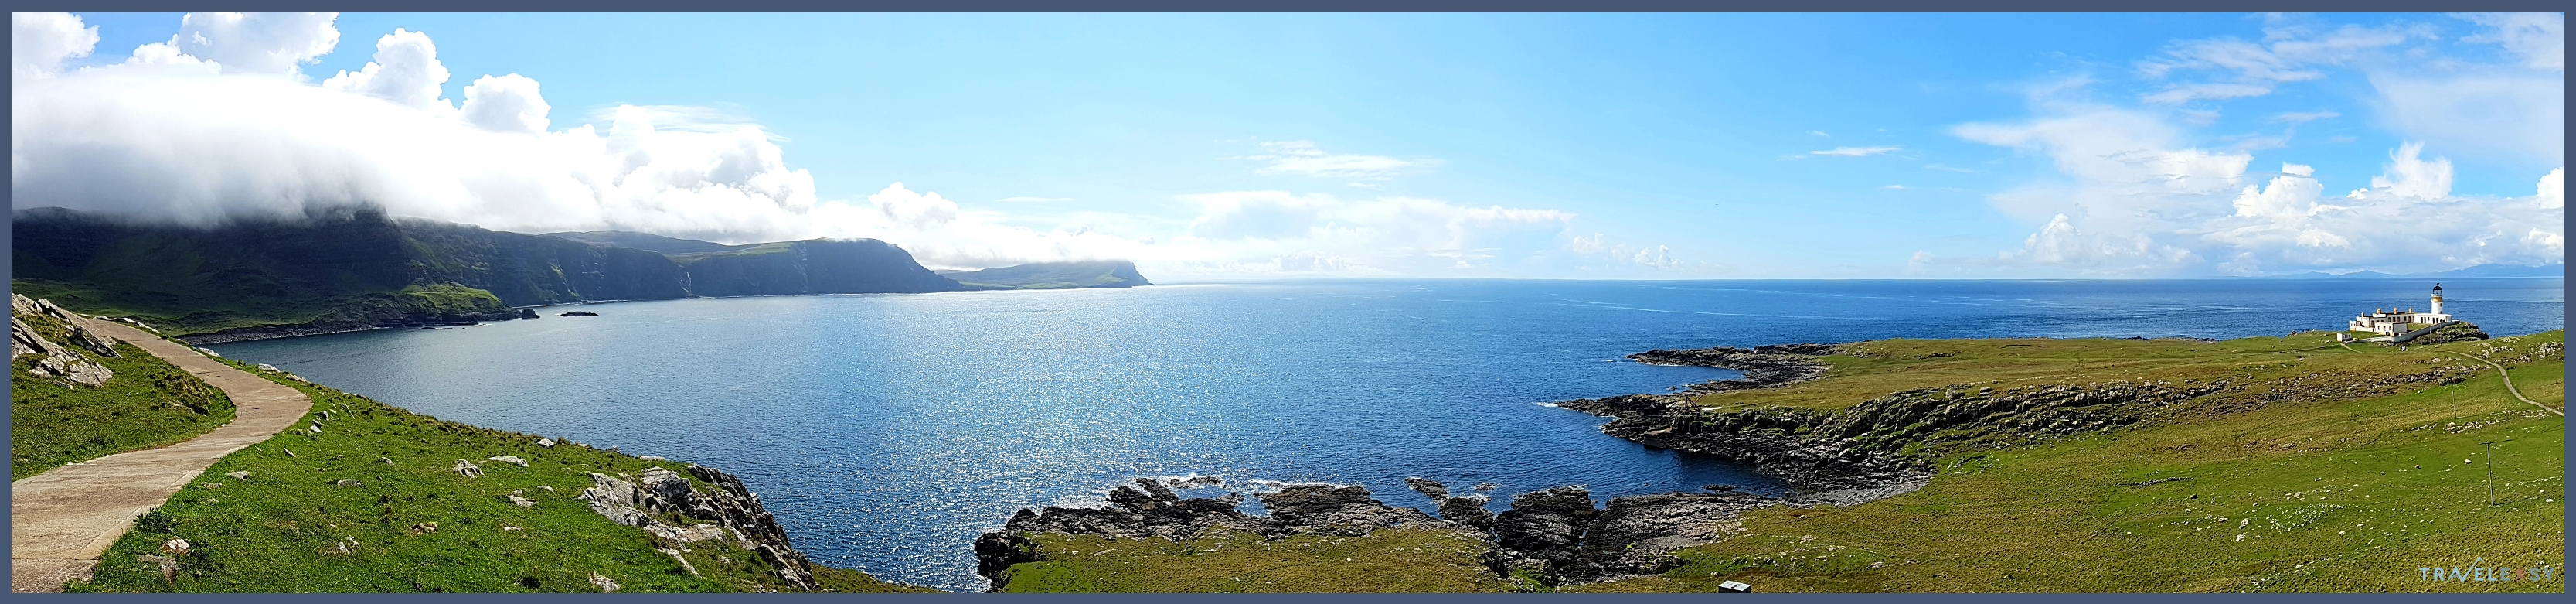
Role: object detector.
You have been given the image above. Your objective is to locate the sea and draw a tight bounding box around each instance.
[206,278,2565,590]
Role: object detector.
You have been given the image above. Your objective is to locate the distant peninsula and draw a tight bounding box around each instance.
[938,261,1153,289]
[10,207,1151,343]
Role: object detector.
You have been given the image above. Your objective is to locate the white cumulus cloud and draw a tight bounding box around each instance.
[12,13,1665,280]
[167,12,341,77]
[322,29,451,112]
[12,12,97,86]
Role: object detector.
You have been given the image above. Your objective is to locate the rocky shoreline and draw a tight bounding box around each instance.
[1557,343,1935,499]
[969,343,1948,590]
[972,476,1832,591]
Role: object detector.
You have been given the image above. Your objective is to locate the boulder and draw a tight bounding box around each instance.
[1436,494,1496,529]
[576,465,820,590]
[1489,486,1600,575]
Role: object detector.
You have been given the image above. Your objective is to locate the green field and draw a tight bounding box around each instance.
[994,528,1511,593]
[1573,331,2565,593]
[11,313,236,479]
[65,355,928,593]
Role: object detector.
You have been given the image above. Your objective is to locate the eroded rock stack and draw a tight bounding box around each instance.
[577,465,819,590]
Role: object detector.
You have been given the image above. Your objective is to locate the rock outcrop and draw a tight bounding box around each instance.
[12,295,118,387]
[1625,343,1836,393]
[577,465,820,590]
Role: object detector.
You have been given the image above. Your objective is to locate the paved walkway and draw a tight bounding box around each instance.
[10,322,312,592]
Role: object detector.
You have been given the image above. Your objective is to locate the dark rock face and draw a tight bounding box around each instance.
[576,465,819,590]
[1404,476,1449,499]
[1436,495,1495,530]
[1488,486,1599,576]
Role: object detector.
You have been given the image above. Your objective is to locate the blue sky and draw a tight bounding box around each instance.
[16,12,2566,279]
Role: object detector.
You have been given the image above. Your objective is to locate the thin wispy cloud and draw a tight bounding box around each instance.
[1247,140,1439,180]
[1809,145,1901,157]
[2269,111,2340,123]
[1809,130,1830,137]
[2133,21,2431,104]
[994,196,1074,203]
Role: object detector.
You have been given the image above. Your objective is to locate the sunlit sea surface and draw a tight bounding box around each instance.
[209,278,2564,590]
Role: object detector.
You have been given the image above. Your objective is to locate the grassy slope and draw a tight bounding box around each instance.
[10,314,236,479]
[66,355,930,593]
[1574,331,2564,593]
[996,528,1511,593]
[13,280,510,338]
[1694,333,2431,413]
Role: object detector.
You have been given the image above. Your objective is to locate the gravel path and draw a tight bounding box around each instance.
[2462,352,2564,418]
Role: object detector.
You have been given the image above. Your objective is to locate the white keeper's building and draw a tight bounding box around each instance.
[2348,284,2453,335]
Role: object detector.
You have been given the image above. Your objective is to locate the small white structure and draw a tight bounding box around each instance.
[2349,284,2453,335]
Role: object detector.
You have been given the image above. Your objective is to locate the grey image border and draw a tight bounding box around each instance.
[5,2,2569,601]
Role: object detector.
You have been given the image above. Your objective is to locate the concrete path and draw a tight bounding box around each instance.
[10,322,312,592]
[2462,352,2565,418]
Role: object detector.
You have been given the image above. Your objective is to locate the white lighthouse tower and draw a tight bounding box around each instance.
[2430,283,2444,316]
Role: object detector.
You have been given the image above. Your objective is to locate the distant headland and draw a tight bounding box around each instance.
[9,206,1151,344]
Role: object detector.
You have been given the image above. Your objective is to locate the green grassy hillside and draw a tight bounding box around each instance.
[64,355,930,593]
[995,529,1509,593]
[10,314,236,479]
[1576,331,2564,593]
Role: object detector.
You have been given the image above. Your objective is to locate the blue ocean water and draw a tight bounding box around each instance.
[208,278,2564,590]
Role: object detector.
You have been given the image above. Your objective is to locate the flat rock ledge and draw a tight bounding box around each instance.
[577,464,819,590]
